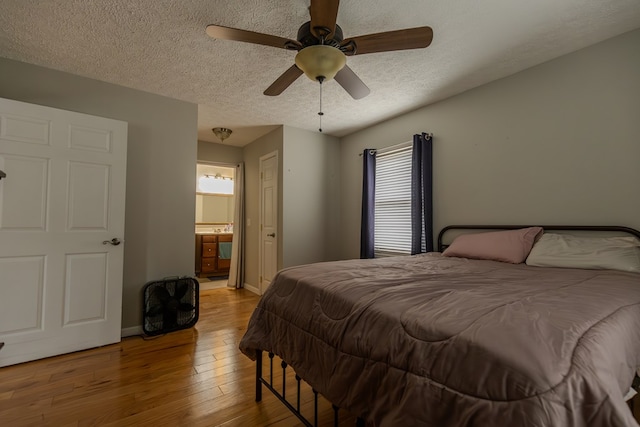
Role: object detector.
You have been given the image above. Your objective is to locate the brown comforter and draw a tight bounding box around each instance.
[239,253,640,426]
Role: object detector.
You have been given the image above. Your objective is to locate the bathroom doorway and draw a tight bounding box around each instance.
[195,162,235,290]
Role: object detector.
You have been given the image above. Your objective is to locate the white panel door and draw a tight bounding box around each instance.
[259,152,278,293]
[0,97,127,367]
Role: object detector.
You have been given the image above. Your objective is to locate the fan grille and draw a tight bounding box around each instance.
[143,277,199,336]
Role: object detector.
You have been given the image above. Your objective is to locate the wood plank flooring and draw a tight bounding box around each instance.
[0,288,354,426]
[1,287,639,426]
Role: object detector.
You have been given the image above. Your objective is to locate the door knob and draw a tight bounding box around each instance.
[102,238,122,246]
[267,233,276,237]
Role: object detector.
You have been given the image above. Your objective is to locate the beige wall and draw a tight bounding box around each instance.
[0,58,198,329]
[282,126,341,267]
[202,127,341,287]
[340,28,640,260]
[197,140,243,164]
[242,127,284,288]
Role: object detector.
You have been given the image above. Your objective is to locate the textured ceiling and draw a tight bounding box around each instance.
[1,0,640,147]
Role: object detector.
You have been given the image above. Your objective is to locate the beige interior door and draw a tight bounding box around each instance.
[259,151,278,293]
[0,97,127,367]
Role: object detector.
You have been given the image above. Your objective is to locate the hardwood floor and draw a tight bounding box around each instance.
[2,288,639,426]
[0,288,354,426]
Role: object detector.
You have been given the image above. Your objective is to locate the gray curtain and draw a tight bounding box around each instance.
[411,133,433,254]
[228,162,245,289]
[360,149,376,259]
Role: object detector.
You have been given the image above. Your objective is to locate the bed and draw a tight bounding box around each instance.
[239,225,640,426]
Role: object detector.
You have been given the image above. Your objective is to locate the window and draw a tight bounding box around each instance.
[374,144,412,257]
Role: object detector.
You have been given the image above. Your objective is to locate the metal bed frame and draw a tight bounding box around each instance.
[253,225,640,425]
[255,350,365,426]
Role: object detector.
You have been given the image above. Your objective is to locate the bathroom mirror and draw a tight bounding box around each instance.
[196,193,234,223]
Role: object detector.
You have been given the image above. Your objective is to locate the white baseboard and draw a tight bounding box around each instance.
[121,325,143,338]
[243,283,261,295]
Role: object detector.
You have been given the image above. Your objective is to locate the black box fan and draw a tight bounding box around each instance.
[143,276,199,336]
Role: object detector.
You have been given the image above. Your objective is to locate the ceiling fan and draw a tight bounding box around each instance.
[205,0,433,100]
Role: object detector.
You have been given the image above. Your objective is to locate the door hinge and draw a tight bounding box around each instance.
[260,224,263,231]
[259,275,262,283]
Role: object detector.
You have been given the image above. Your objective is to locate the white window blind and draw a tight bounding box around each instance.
[374,145,412,257]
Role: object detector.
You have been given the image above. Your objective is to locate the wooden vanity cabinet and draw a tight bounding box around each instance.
[200,235,217,275]
[216,234,233,271]
[195,233,232,277]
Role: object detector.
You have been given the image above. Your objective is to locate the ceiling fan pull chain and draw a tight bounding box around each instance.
[318,79,324,132]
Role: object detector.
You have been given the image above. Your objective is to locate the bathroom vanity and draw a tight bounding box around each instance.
[195,233,233,277]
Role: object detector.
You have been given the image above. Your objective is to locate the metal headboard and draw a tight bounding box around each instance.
[437,225,640,252]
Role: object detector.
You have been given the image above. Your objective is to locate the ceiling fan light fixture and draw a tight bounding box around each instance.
[295,45,346,82]
[212,127,232,143]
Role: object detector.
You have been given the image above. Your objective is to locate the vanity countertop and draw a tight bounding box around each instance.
[195,231,233,235]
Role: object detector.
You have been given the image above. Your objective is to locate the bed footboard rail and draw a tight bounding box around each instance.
[255,350,365,427]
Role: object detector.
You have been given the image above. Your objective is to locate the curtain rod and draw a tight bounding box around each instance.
[358,133,433,156]
[359,141,408,157]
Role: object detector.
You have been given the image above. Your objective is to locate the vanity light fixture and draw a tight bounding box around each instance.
[198,173,234,195]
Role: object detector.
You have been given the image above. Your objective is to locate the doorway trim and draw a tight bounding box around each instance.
[258,151,278,295]
[195,161,236,227]
[195,161,237,286]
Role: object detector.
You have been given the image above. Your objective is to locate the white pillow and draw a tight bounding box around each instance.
[525,233,640,273]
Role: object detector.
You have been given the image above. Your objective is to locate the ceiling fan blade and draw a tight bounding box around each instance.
[334,65,370,100]
[206,25,301,50]
[264,65,304,96]
[309,0,340,39]
[341,26,433,56]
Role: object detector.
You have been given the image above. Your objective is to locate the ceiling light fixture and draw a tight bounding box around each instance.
[295,45,346,82]
[212,127,233,143]
[294,45,347,133]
